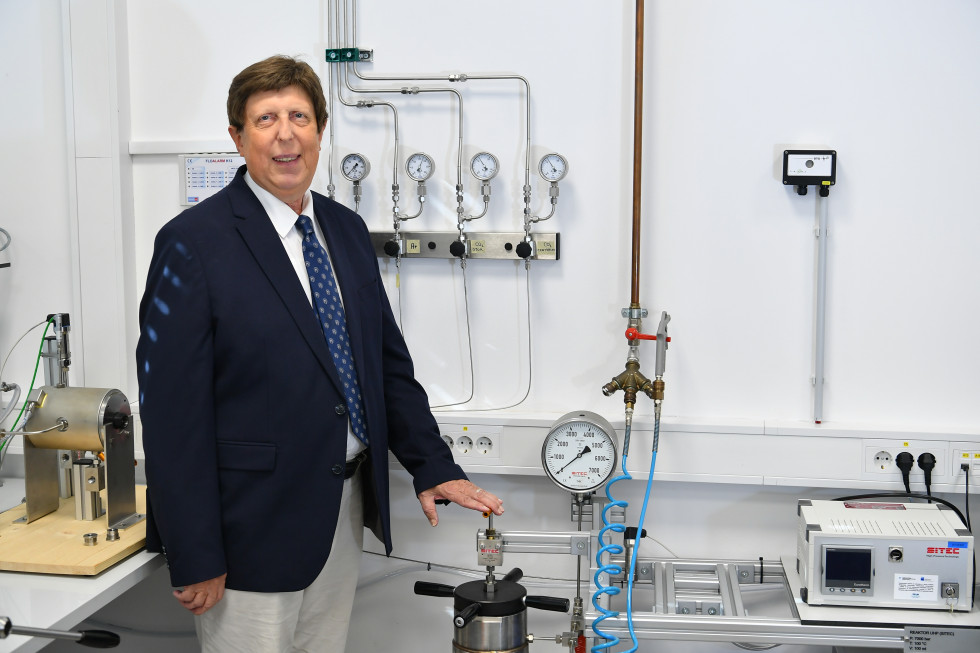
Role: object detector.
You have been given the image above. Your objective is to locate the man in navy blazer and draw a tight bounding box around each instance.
[137,55,502,651]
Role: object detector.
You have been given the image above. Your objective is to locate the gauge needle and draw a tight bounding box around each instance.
[556,445,591,475]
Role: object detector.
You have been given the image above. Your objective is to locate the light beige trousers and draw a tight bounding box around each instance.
[196,471,364,652]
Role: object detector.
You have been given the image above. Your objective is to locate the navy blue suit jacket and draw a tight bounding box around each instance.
[136,167,464,592]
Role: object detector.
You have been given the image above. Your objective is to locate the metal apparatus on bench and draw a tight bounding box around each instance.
[2,314,141,530]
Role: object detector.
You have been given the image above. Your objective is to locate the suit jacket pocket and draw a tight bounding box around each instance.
[216,441,277,471]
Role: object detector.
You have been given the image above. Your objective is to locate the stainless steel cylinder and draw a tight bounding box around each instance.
[25,386,129,451]
[453,612,527,653]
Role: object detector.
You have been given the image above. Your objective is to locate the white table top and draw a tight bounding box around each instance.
[0,477,164,652]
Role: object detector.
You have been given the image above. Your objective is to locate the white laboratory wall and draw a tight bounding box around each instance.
[2,1,980,652]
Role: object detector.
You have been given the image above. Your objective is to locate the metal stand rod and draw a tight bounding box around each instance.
[813,195,829,423]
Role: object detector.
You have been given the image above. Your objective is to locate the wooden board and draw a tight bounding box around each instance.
[0,486,147,575]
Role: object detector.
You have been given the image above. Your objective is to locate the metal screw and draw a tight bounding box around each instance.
[707,607,718,615]
[680,607,690,614]
[576,542,585,550]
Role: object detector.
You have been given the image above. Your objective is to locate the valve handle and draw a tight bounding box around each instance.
[502,568,523,583]
[454,602,481,628]
[413,581,455,598]
[624,327,670,342]
[525,595,570,613]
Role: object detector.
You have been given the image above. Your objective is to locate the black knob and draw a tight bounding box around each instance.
[103,411,129,430]
[383,240,400,257]
[76,629,121,648]
[414,581,456,598]
[526,595,570,613]
[454,602,481,628]
[449,241,466,258]
[502,568,523,583]
[515,241,532,259]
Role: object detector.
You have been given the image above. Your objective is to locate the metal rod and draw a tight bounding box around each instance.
[630,0,645,307]
[813,194,829,423]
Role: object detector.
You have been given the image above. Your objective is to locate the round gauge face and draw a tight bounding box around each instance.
[538,153,568,183]
[470,152,499,181]
[341,153,370,181]
[406,152,434,182]
[541,411,618,493]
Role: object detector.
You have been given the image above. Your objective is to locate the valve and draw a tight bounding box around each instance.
[624,327,670,343]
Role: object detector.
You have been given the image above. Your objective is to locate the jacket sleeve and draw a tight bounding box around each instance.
[136,222,226,587]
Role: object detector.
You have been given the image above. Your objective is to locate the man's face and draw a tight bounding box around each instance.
[229,85,323,213]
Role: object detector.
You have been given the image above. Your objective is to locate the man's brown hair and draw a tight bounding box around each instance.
[227,55,328,133]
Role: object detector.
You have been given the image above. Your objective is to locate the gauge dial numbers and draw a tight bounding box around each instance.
[470,151,499,181]
[406,152,435,182]
[341,153,371,182]
[541,411,618,493]
[538,153,568,183]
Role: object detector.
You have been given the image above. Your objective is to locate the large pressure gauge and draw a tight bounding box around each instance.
[406,152,435,182]
[541,411,618,493]
[538,153,568,183]
[470,151,499,181]
[341,152,370,181]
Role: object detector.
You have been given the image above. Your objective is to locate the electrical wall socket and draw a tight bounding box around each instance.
[951,444,980,481]
[862,439,946,483]
[439,426,501,463]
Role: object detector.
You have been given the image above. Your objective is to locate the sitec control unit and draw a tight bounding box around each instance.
[797,499,973,611]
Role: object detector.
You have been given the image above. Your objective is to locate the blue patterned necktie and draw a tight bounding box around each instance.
[295,214,368,446]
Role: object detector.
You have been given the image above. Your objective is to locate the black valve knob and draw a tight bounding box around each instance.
[515,241,532,259]
[414,581,456,598]
[449,240,466,258]
[502,568,523,583]
[383,240,400,257]
[525,595,570,613]
[454,601,481,628]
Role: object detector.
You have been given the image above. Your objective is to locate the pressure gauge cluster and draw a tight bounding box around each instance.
[541,411,618,493]
[406,152,435,182]
[538,153,568,183]
[341,153,370,182]
[470,151,499,181]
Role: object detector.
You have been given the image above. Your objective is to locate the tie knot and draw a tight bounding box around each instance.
[296,214,315,237]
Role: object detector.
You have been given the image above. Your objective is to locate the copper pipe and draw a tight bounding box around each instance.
[630,0,645,308]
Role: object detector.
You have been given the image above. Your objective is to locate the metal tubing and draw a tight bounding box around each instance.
[630,0,645,307]
[813,194,828,423]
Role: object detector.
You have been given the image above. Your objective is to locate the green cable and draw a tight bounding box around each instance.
[0,317,54,453]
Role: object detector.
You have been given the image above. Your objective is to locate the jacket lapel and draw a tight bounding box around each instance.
[226,172,346,396]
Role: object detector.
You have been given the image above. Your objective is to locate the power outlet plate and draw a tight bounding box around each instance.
[862,439,946,484]
[440,426,502,464]
[951,443,980,485]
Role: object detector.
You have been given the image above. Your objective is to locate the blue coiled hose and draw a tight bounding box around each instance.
[590,453,632,652]
[591,417,660,653]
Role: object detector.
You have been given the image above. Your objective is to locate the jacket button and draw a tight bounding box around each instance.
[331,464,344,476]
[335,403,347,415]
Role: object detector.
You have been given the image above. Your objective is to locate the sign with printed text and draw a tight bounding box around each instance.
[904,627,980,652]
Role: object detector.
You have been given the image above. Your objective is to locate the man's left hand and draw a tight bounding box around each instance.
[418,480,504,526]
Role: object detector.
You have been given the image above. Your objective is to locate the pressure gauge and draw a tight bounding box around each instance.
[470,151,499,181]
[541,411,618,493]
[341,153,370,182]
[538,153,568,183]
[406,152,435,182]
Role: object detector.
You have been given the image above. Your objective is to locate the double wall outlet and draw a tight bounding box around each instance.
[862,439,946,484]
[440,426,501,463]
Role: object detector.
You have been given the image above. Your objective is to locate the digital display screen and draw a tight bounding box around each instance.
[824,547,872,589]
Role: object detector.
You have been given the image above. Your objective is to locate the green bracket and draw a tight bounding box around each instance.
[325,48,373,63]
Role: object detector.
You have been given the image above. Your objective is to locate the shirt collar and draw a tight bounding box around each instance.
[243,172,314,238]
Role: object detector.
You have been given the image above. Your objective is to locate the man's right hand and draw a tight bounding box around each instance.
[173,573,227,615]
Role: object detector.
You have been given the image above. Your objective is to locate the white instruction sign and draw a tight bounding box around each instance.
[904,627,980,652]
[894,574,938,601]
[180,155,244,205]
